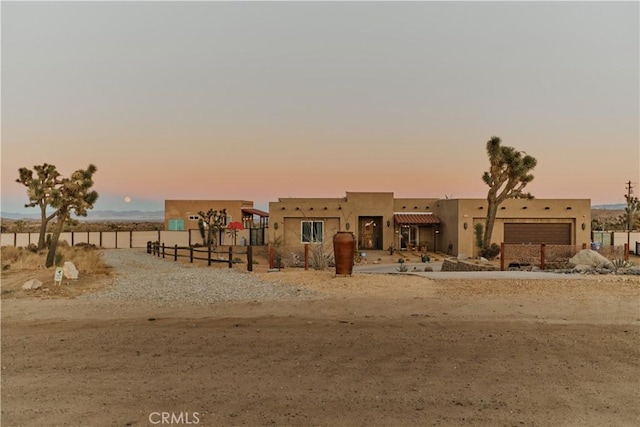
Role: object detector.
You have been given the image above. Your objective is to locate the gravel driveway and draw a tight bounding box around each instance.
[79,249,319,305]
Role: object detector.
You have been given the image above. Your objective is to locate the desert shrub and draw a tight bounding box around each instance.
[480,243,501,260]
[474,223,484,248]
[1,245,109,275]
[54,252,64,267]
[397,263,408,272]
[309,244,333,270]
[612,258,633,270]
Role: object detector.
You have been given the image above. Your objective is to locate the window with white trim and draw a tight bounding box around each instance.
[301,221,323,243]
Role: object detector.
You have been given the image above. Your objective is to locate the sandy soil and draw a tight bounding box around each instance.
[2,255,639,426]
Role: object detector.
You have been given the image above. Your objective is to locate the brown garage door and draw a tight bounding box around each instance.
[504,223,571,245]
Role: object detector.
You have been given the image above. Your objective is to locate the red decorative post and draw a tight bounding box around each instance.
[500,243,505,271]
[304,244,309,271]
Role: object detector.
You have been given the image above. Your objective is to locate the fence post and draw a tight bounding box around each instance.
[100,232,103,248]
[208,244,212,266]
[190,246,194,263]
[228,247,233,268]
[269,246,276,269]
[624,243,629,261]
[247,246,253,272]
[14,233,17,247]
[147,241,151,254]
[115,232,118,249]
[162,243,165,259]
[71,231,75,247]
[174,244,178,261]
[130,231,133,248]
[304,243,309,271]
[540,243,546,271]
[500,243,505,271]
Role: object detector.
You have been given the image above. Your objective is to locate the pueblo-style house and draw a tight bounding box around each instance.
[166,192,591,257]
[268,192,591,257]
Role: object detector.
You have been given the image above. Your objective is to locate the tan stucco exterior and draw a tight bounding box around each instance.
[164,200,269,246]
[164,200,254,231]
[268,192,591,256]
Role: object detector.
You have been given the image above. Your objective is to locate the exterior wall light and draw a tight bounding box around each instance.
[463,222,468,230]
[273,222,279,230]
[581,223,586,230]
[345,222,350,230]
[387,220,391,227]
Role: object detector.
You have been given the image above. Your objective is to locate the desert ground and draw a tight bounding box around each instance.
[1,248,639,427]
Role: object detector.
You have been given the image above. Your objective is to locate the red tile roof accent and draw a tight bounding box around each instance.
[394,213,440,225]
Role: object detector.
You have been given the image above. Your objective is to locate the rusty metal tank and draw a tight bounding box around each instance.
[333,231,356,276]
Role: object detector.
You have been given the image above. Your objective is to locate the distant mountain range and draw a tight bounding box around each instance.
[1,210,165,221]
[1,204,627,221]
[591,204,626,210]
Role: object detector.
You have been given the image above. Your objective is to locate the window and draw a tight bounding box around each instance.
[301,221,323,243]
[168,219,184,231]
[188,215,200,221]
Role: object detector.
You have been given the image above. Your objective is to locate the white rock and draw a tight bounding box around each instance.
[479,257,490,264]
[569,250,614,270]
[573,264,593,273]
[63,261,79,279]
[22,279,43,290]
[457,254,468,261]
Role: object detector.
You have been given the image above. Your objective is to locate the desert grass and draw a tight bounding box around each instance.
[1,244,111,275]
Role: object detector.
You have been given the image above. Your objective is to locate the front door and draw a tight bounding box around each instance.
[358,217,382,250]
[399,225,419,250]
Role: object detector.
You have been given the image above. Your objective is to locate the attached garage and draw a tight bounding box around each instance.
[504,223,572,245]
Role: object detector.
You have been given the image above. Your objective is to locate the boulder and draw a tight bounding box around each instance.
[479,257,490,264]
[573,264,594,273]
[569,250,614,270]
[457,254,468,261]
[63,261,79,279]
[22,278,43,290]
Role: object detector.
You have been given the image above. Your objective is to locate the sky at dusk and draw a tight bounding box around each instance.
[2,1,639,214]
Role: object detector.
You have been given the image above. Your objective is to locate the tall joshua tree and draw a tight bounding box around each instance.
[481,136,537,250]
[45,164,99,267]
[16,163,62,250]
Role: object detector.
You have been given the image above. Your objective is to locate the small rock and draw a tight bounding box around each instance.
[479,257,489,264]
[22,278,43,290]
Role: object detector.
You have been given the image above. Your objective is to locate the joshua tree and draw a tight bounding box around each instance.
[16,163,62,250]
[481,136,537,251]
[623,192,639,232]
[45,165,99,267]
[197,208,227,249]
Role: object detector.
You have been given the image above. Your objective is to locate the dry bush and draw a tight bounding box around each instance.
[1,245,110,275]
[1,247,46,270]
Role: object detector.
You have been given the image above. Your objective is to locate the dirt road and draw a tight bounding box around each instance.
[2,266,639,426]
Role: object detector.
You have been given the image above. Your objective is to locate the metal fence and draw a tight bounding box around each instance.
[0,229,261,250]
